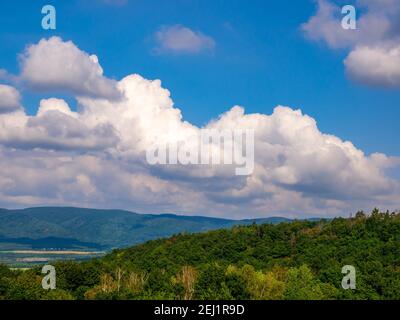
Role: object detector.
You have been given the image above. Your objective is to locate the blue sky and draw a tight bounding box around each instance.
[0,0,398,156]
[0,0,399,217]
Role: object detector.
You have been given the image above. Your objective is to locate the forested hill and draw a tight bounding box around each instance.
[0,209,399,300]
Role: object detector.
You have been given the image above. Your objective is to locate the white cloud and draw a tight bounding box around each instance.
[302,0,400,87]
[20,37,120,99]
[302,0,357,49]
[0,84,22,114]
[0,98,119,151]
[344,45,400,87]
[154,25,215,54]
[0,38,399,218]
[37,98,78,118]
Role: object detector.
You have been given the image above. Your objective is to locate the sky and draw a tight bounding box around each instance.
[0,0,399,218]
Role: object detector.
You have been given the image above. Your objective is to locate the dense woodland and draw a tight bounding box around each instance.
[0,209,399,300]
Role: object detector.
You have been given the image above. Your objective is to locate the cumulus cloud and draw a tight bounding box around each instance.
[0,98,119,151]
[302,0,400,87]
[344,45,400,87]
[0,84,22,114]
[0,37,399,218]
[154,25,215,54]
[19,37,120,99]
[302,0,357,49]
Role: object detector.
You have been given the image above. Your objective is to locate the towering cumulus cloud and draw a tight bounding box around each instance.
[0,37,398,218]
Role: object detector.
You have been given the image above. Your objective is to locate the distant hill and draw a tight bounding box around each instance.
[0,207,291,249]
[0,236,103,250]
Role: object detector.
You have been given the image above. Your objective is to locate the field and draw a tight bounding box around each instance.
[0,245,105,268]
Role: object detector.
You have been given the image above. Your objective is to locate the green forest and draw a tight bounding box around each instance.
[1,209,399,300]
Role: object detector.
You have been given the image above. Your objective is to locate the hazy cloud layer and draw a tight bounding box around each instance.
[0,37,399,218]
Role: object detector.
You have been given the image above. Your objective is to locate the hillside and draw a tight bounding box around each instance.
[0,207,290,249]
[0,209,399,300]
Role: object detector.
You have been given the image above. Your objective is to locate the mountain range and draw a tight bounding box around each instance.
[0,207,291,249]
